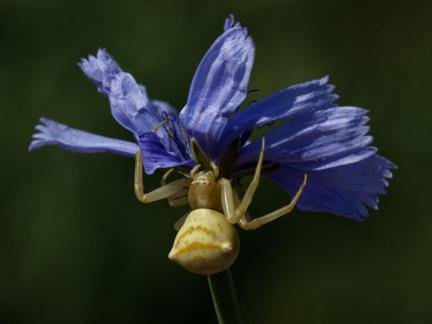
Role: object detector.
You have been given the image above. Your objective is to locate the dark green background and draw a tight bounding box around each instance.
[1,0,431,323]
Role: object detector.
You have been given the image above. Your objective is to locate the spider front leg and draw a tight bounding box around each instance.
[134,150,190,204]
[220,173,307,230]
[234,137,266,221]
[237,174,307,230]
[219,137,308,230]
[219,178,250,223]
[219,137,266,224]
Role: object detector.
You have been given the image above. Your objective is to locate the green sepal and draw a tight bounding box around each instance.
[232,162,280,179]
[191,137,213,171]
[218,138,241,179]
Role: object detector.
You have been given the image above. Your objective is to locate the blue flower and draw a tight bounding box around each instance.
[29,15,395,221]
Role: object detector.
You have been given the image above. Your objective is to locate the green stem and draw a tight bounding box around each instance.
[207,269,244,324]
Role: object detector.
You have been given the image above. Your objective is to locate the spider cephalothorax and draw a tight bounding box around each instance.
[188,169,222,212]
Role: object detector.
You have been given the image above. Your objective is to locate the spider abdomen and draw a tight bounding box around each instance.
[168,208,239,275]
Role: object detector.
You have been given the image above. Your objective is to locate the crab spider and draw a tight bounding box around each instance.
[134,138,308,275]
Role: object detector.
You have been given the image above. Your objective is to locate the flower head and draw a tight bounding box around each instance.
[30,16,395,221]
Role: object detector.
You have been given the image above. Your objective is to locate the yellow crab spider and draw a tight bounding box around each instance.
[134,138,308,275]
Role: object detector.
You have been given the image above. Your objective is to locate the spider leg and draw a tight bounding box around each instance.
[160,168,190,207]
[134,150,190,204]
[161,168,176,186]
[233,187,251,222]
[219,137,307,230]
[234,137,266,220]
[167,189,189,207]
[219,178,236,223]
[238,174,307,230]
[173,212,191,231]
[219,179,251,224]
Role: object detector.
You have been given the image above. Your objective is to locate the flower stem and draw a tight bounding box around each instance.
[207,269,244,324]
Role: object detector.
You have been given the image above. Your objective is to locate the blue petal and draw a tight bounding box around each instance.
[79,49,150,133]
[79,49,190,171]
[78,48,122,95]
[218,76,337,159]
[235,106,374,171]
[224,14,236,31]
[268,154,396,220]
[29,118,138,156]
[138,132,193,175]
[79,49,177,142]
[179,16,255,160]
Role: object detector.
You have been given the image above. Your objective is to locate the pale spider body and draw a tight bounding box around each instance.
[169,208,239,275]
[134,138,307,275]
[169,170,239,274]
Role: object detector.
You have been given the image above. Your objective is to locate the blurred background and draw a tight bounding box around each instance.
[1,0,431,323]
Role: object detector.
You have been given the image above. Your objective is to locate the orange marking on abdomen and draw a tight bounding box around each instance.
[175,225,216,247]
[174,242,224,256]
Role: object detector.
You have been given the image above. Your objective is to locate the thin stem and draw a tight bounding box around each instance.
[207,269,244,324]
